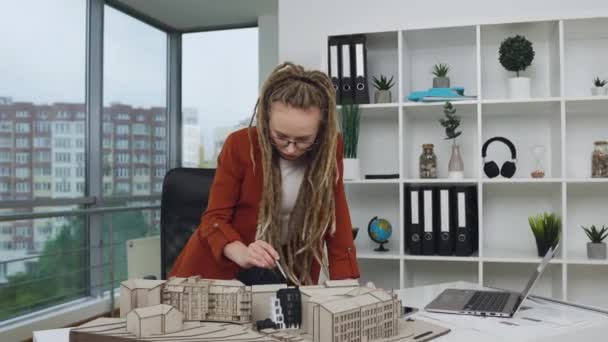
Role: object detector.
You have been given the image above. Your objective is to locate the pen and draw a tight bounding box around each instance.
[275,261,288,282]
[413,330,433,340]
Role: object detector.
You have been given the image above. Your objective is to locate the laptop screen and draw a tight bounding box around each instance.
[516,244,559,309]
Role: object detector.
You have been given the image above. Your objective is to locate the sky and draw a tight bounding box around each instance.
[0,0,259,160]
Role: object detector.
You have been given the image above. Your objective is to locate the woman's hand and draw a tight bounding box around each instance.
[223,240,280,269]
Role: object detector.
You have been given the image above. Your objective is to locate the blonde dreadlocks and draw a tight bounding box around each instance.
[247,62,339,285]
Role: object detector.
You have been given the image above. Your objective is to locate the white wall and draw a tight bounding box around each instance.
[259,14,279,87]
[278,0,608,69]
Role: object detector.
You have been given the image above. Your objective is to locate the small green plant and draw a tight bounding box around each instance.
[339,103,360,159]
[438,101,462,144]
[432,63,450,78]
[499,35,535,77]
[581,225,608,243]
[372,75,395,91]
[593,77,607,87]
[529,212,561,256]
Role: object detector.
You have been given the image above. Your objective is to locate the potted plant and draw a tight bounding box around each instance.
[581,225,608,259]
[499,35,535,99]
[438,101,464,179]
[528,212,561,257]
[591,77,607,96]
[339,103,360,180]
[432,63,450,88]
[372,75,395,104]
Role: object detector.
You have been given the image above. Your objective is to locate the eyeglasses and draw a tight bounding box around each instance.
[270,132,318,151]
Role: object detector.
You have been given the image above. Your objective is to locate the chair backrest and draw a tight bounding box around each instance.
[160,167,215,279]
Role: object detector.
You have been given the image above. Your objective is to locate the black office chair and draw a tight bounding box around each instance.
[159,167,215,280]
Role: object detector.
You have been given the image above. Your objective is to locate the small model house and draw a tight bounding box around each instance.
[126,304,183,338]
[119,279,166,318]
[162,276,252,322]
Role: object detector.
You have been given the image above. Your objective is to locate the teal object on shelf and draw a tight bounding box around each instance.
[367,216,392,252]
[407,87,477,102]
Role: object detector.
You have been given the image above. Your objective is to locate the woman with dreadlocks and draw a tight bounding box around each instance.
[170,62,360,285]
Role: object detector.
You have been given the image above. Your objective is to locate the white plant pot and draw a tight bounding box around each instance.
[343,158,360,181]
[508,77,531,99]
[591,87,608,96]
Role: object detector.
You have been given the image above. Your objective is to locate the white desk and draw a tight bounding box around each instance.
[395,281,608,342]
[33,281,608,342]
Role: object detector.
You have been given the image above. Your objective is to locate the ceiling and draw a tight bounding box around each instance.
[108,0,277,32]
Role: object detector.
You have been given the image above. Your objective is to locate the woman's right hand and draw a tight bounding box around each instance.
[223,240,280,269]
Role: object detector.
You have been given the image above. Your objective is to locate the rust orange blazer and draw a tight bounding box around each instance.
[169,127,360,284]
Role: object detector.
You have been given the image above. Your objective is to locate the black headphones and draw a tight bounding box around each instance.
[482,137,517,178]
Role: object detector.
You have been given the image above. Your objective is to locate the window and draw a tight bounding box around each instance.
[134,139,148,149]
[16,110,30,118]
[0,137,11,147]
[16,182,30,193]
[0,121,12,132]
[103,138,112,148]
[154,168,165,177]
[182,28,258,168]
[153,140,165,150]
[76,182,85,193]
[116,167,129,178]
[116,124,130,135]
[0,151,10,162]
[55,167,71,178]
[154,126,165,137]
[75,122,85,134]
[154,154,165,165]
[76,152,85,163]
[117,153,130,164]
[16,168,30,178]
[15,122,30,133]
[103,122,113,134]
[115,139,129,149]
[133,123,149,135]
[35,121,51,133]
[0,168,10,177]
[75,138,84,148]
[34,167,52,176]
[155,114,165,122]
[16,138,29,148]
[34,137,51,148]
[55,152,71,163]
[54,137,72,148]
[54,122,70,134]
[55,182,71,193]
[16,152,30,163]
[0,182,8,192]
[34,182,51,191]
[76,167,85,178]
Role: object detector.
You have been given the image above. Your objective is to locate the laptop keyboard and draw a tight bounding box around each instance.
[464,292,510,312]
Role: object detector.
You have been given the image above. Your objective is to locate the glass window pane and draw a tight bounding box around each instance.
[103,6,167,196]
[0,211,86,321]
[182,28,259,168]
[0,0,86,201]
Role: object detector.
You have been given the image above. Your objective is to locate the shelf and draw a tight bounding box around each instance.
[344,179,400,184]
[566,182,608,261]
[565,95,608,103]
[483,182,562,259]
[402,254,479,262]
[565,101,608,179]
[480,97,561,105]
[357,253,401,260]
[483,262,563,299]
[480,20,561,99]
[566,255,608,265]
[481,178,562,184]
[403,103,478,179]
[345,183,401,258]
[566,178,608,183]
[402,100,478,107]
[481,256,564,264]
[563,18,608,98]
[337,103,400,110]
[358,258,400,290]
[567,264,608,309]
[482,100,562,179]
[356,107,400,177]
[402,25,478,103]
[402,178,478,184]
[403,260,478,288]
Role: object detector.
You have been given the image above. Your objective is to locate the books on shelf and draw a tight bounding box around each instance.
[407,87,477,102]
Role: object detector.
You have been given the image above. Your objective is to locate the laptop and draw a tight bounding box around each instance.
[424,244,558,318]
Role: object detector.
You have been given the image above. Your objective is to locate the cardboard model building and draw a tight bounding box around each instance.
[126,304,183,338]
[71,277,450,342]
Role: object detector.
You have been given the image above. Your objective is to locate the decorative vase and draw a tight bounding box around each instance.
[448,144,464,179]
[508,77,531,99]
[433,77,450,88]
[374,90,392,103]
[591,87,608,96]
[343,158,360,180]
[587,242,607,259]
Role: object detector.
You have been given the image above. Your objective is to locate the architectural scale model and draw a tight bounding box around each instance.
[71,277,450,342]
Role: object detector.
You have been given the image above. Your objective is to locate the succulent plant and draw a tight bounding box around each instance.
[582,225,608,243]
[593,77,607,87]
[432,63,450,78]
[372,75,395,91]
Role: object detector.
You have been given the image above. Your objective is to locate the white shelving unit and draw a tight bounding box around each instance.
[323,16,608,308]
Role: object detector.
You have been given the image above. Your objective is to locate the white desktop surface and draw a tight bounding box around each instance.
[33,281,608,342]
[395,281,608,342]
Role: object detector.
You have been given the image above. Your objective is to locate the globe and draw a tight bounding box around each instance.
[367,216,392,252]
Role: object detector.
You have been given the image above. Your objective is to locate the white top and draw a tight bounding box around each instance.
[279,157,306,244]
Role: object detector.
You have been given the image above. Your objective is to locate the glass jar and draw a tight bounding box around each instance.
[531,145,546,178]
[591,141,608,178]
[419,144,437,178]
